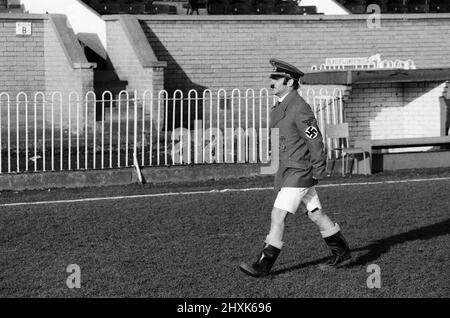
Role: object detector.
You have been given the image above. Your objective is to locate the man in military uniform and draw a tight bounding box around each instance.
[239,58,352,278]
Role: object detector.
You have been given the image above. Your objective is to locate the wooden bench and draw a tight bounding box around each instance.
[354,136,450,173]
[357,136,450,149]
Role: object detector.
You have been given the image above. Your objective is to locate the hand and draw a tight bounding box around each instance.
[313,167,327,181]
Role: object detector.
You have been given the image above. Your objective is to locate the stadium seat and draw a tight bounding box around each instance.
[227,0,257,14]
[255,4,274,13]
[408,3,429,13]
[273,0,300,14]
[407,0,429,13]
[344,0,367,5]
[92,2,104,14]
[185,0,207,14]
[129,3,146,14]
[118,3,131,13]
[253,0,275,14]
[365,0,388,13]
[254,5,272,14]
[347,4,367,13]
[116,1,146,14]
[92,0,147,14]
[207,0,230,14]
[298,6,318,14]
[186,0,199,15]
[387,0,408,13]
[429,0,450,12]
[93,1,121,14]
[105,3,121,14]
[145,4,177,14]
[144,3,155,13]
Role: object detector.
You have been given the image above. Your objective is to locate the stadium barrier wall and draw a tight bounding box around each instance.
[0,87,344,175]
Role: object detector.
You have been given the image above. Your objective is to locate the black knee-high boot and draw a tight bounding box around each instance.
[239,244,281,277]
[319,231,352,270]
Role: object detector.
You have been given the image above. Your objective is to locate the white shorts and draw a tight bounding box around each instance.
[273,187,322,214]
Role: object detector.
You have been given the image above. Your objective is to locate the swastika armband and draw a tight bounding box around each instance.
[305,126,319,139]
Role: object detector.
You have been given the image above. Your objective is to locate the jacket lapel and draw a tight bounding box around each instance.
[270,90,297,128]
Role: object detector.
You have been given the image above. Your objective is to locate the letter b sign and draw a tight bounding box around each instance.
[15,22,32,36]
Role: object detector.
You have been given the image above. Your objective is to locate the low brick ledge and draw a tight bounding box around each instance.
[0,164,263,191]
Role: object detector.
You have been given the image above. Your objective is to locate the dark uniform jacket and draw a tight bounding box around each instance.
[271,90,327,192]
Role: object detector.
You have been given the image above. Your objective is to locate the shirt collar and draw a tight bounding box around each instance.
[277,91,290,103]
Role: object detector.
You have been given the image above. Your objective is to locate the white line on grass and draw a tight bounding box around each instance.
[1,176,450,208]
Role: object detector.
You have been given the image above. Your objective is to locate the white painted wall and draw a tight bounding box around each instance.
[20,0,106,48]
[300,0,350,15]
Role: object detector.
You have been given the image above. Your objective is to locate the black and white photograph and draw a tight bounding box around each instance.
[0,0,449,305]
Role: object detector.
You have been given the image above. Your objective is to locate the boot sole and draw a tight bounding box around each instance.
[239,263,269,278]
[318,256,353,271]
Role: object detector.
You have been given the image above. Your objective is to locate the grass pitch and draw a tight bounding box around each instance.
[0,169,449,297]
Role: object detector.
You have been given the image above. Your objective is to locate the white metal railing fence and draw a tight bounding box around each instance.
[0,88,344,174]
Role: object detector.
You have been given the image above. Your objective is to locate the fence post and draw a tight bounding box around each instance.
[133,90,138,165]
[260,128,279,175]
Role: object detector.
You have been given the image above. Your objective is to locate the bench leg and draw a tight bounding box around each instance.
[326,158,336,176]
[362,151,372,175]
[353,151,372,175]
[350,155,356,175]
[354,141,372,175]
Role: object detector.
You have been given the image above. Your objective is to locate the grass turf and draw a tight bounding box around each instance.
[0,170,449,297]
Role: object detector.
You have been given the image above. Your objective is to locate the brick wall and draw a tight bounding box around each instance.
[0,16,46,148]
[135,14,450,94]
[0,18,45,98]
[0,14,94,139]
[402,82,449,137]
